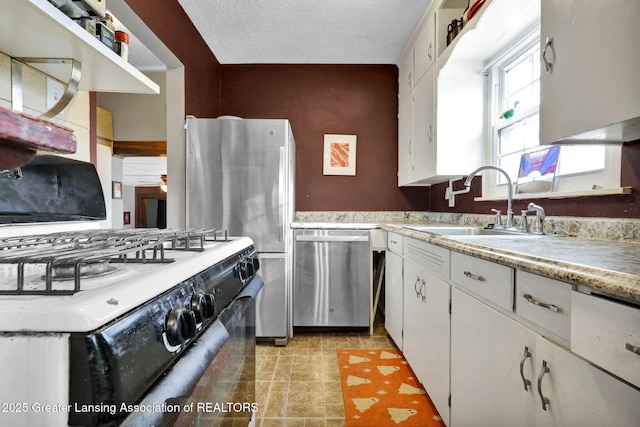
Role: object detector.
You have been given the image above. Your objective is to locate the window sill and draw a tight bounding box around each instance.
[474,186,632,202]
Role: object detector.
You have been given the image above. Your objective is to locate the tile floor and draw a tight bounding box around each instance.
[255,318,395,426]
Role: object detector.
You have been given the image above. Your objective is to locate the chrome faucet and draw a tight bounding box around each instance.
[526,202,546,234]
[519,202,546,234]
[464,166,516,230]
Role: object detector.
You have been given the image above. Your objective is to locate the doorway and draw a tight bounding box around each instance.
[135,186,167,228]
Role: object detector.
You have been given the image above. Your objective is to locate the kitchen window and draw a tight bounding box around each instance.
[483,28,621,199]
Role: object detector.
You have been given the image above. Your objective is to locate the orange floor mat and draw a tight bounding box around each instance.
[337,349,446,427]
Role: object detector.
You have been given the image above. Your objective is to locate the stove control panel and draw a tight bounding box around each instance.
[69,242,259,426]
[162,248,258,350]
[237,255,260,284]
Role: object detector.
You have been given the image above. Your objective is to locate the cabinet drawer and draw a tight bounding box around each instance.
[451,252,513,311]
[387,232,403,255]
[515,271,571,344]
[404,238,450,280]
[571,291,640,388]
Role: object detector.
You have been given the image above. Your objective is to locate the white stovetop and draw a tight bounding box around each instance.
[0,226,254,333]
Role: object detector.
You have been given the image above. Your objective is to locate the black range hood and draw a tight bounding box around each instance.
[0,155,106,223]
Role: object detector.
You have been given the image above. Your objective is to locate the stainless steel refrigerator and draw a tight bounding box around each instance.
[185,116,295,345]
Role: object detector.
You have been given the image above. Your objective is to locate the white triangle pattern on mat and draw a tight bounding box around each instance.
[398,383,426,395]
[388,407,418,424]
[377,365,401,376]
[352,397,378,413]
[347,375,371,386]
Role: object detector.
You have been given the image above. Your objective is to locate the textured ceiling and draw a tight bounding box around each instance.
[176,0,433,64]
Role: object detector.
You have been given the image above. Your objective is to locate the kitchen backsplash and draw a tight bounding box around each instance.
[295,211,640,242]
[0,51,90,162]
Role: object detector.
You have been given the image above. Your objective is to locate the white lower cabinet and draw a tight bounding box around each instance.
[451,287,640,427]
[403,258,425,380]
[388,238,640,427]
[421,272,450,427]
[403,259,451,425]
[571,290,640,389]
[534,336,640,426]
[402,239,451,426]
[451,287,536,427]
[385,250,404,350]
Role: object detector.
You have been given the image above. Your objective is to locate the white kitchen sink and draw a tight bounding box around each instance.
[402,225,534,237]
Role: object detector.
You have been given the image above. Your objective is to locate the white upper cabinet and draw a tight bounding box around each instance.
[539,0,640,144]
[398,89,414,186]
[397,0,539,187]
[413,12,436,85]
[412,66,436,183]
[398,47,414,103]
[396,8,438,186]
[0,0,159,94]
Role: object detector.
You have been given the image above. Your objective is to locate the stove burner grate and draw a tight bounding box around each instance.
[45,260,117,282]
[0,228,228,295]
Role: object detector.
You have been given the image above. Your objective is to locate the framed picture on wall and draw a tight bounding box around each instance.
[323,134,357,176]
[112,181,122,199]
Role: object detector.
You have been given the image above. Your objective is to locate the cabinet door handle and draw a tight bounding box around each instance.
[463,271,485,281]
[625,343,640,356]
[414,276,421,297]
[519,346,532,391]
[537,360,551,411]
[427,43,433,61]
[420,279,426,302]
[522,293,559,313]
[542,37,555,73]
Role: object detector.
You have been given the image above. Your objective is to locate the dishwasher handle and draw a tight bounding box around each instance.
[295,235,369,243]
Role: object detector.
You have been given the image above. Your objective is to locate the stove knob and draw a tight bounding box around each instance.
[165,307,197,346]
[244,260,255,277]
[251,256,260,272]
[191,292,216,322]
[237,262,249,284]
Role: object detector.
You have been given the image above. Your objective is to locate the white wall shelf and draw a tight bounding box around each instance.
[437,0,539,74]
[1,0,159,95]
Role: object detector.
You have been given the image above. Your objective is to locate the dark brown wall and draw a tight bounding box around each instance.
[220,65,429,211]
[128,1,639,217]
[125,0,221,117]
[430,142,640,218]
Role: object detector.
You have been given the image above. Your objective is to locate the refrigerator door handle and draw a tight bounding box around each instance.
[278,146,285,242]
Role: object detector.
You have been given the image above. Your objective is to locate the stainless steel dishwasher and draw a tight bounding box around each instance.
[293,229,370,327]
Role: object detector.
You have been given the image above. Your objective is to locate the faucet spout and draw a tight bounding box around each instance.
[465,165,515,229]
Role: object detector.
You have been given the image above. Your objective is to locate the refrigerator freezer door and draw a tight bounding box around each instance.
[255,253,289,343]
[186,118,293,253]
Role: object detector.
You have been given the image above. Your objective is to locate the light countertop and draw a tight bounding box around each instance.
[290,222,380,230]
[383,223,640,304]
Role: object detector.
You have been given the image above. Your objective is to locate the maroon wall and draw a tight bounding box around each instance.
[127,1,639,217]
[430,142,640,218]
[220,65,429,211]
[125,0,221,117]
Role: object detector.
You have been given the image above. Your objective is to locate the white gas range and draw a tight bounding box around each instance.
[0,225,261,427]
